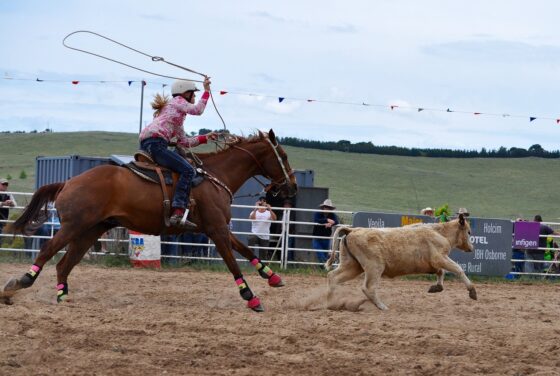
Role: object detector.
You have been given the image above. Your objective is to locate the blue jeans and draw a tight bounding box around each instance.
[140,138,195,209]
[313,238,331,263]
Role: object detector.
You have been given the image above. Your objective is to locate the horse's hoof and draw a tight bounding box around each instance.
[268,274,285,287]
[469,288,478,300]
[428,284,444,293]
[247,296,264,312]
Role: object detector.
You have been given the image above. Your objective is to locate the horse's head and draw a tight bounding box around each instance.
[243,129,298,199]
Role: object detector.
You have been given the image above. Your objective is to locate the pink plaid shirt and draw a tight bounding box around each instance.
[139,91,210,147]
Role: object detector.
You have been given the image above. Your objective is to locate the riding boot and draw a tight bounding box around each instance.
[170,207,197,229]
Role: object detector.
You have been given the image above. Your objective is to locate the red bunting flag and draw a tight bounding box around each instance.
[128,81,133,86]
[220,91,228,95]
[556,119,560,124]
[390,105,398,110]
[72,81,79,85]
[417,108,424,112]
[529,117,537,122]
[278,97,285,103]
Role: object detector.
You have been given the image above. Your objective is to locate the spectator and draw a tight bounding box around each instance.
[180,232,209,259]
[248,197,277,260]
[312,199,339,263]
[266,191,297,261]
[456,207,470,217]
[420,207,434,217]
[0,178,17,246]
[525,215,558,274]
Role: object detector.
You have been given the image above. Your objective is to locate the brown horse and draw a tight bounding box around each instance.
[2,129,297,311]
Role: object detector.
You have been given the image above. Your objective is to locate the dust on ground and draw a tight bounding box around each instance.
[1,263,559,376]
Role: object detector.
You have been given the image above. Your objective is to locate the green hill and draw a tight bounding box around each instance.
[1,131,558,221]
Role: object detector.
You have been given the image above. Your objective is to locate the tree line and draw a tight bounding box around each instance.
[277,137,560,158]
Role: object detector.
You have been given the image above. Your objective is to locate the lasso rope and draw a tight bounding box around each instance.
[62,30,227,130]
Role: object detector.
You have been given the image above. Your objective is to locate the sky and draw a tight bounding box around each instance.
[1,0,560,150]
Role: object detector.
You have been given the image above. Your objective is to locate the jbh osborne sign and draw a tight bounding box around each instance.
[352,212,513,277]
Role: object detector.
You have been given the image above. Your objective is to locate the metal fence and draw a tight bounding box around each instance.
[1,190,559,278]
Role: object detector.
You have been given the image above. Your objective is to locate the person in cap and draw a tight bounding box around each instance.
[456,207,470,217]
[0,178,17,238]
[139,77,217,229]
[312,199,339,263]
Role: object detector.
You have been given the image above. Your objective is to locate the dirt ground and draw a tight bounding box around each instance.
[0,263,559,376]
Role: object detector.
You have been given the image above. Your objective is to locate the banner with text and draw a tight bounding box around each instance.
[512,221,540,249]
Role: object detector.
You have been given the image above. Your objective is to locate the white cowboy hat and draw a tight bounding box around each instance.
[456,207,470,216]
[319,199,335,209]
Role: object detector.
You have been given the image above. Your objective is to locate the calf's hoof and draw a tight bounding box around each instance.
[468,288,478,300]
[428,284,444,293]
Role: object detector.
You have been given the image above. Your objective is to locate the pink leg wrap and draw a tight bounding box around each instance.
[247,296,261,309]
[268,273,283,287]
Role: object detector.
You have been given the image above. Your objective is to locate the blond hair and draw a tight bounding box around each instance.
[151,93,170,118]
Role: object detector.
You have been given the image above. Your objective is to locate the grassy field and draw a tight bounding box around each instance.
[1,131,558,220]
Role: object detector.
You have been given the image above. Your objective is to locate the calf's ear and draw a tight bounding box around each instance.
[459,213,465,226]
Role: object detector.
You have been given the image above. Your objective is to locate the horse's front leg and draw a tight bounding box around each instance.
[229,233,284,287]
[207,227,264,312]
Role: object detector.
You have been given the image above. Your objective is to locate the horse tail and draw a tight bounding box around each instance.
[325,226,353,271]
[10,182,65,235]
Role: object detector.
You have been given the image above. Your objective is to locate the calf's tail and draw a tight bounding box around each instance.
[325,226,352,271]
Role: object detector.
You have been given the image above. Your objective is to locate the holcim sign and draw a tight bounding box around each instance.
[352,212,513,277]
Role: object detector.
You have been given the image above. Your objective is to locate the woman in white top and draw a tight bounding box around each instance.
[248,197,277,260]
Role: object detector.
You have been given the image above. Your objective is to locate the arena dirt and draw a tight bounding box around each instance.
[1,262,559,375]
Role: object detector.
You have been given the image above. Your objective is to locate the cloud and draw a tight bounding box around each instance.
[422,39,560,63]
[249,11,289,24]
[327,23,358,34]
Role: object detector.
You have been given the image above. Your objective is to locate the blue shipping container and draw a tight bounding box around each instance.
[35,155,111,189]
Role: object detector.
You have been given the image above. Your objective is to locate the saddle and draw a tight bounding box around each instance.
[123,150,205,227]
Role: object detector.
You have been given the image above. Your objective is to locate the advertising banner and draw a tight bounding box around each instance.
[512,221,540,249]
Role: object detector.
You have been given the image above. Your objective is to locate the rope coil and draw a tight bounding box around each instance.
[62,30,226,130]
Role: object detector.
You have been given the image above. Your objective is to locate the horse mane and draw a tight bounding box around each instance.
[194,132,267,159]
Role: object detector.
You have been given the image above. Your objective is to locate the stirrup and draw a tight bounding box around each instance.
[169,214,197,229]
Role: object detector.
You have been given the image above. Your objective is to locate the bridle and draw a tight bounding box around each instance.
[232,137,295,197]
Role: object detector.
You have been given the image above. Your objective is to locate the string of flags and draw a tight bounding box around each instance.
[4,75,559,124]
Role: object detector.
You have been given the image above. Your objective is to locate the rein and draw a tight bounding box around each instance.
[62,30,227,130]
[232,136,294,195]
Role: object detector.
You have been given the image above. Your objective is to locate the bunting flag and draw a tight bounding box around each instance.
[4,75,560,125]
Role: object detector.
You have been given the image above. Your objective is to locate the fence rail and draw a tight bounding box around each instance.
[1,190,559,278]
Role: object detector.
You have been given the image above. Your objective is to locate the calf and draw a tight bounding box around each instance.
[324,214,476,310]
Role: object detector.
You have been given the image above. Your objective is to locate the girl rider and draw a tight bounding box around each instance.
[139,77,217,229]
